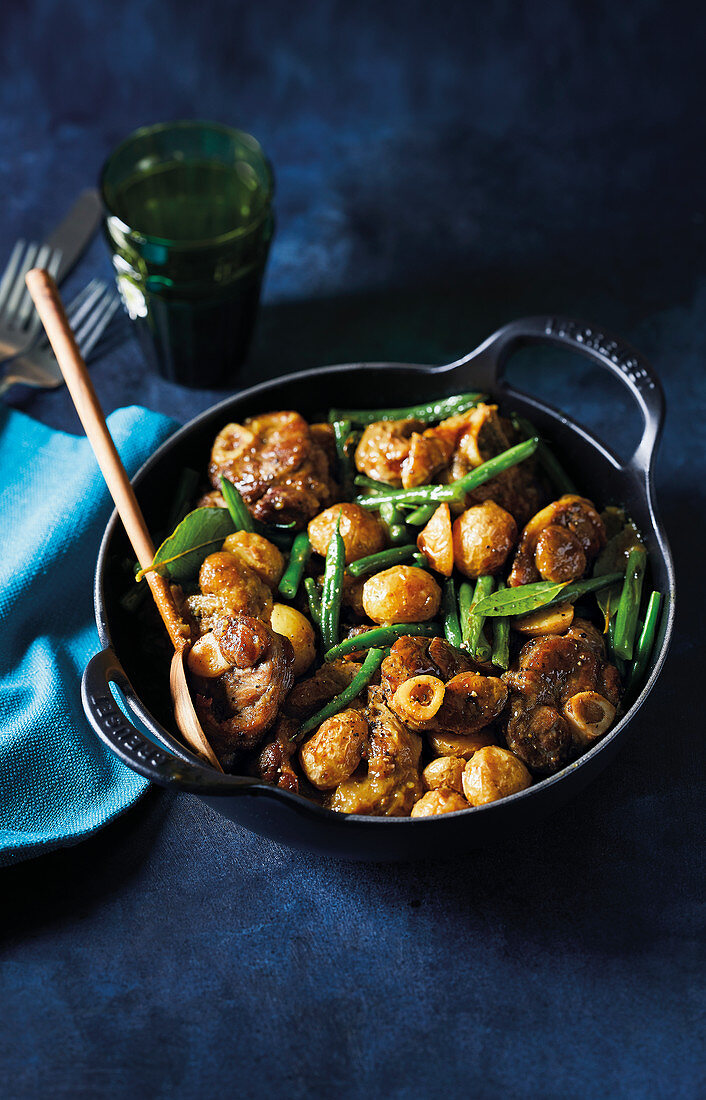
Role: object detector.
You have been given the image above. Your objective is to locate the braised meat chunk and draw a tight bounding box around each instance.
[283,659,363,719]
[209,411,337,527]
[381,636,507,736]
[502,632,621,774]
[256,717,301,793]
[355,418,454,489]
[194,615,295,762]
[441,404,545,526]
[187,549,274,633]
[381,635,480,696]
[330,688,423,816]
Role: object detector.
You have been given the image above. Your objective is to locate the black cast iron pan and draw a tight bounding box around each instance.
[82,316,675,860]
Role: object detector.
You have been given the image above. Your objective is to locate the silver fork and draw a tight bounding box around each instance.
[0,280,120,397]
[0,241,63,360]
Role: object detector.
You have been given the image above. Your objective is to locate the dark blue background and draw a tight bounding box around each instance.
[2,2,705,1097]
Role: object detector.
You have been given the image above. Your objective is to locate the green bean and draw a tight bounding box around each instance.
[303,577,322,626]
[405,503,437,526]
[348,544,418,578]
[613,546,647,660]
[328,392,486,427]
[379,501,410,545]
[353,438,539,509]
[324,623,441,662]
[491,581,511,670]
[512,415,576,495]
[354,474,394,493]
[333,418,352,456]
[379,501,399,525]
[320,517,345,650]
[458,582,474,648]
[355,484,458,508]
[460,577,494,658]
[450,438,539,497]
[628,591,662,690]
[260,526,296,551]
[219,476,256,533]
[389,524,409,544]
[607,617,627,677]
[333,419,354,496]
[467,576,494,660]
[294,648,385,740]
[278,532,311,598]
[411,552,428,569]
[442,578,462,648]
[536,442,576,496]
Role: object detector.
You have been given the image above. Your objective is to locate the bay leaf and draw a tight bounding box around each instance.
[473,579,570,617]
[474,571,626,618]
[137,507,235,583]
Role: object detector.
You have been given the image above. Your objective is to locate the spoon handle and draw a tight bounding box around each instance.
[25,267,188,652]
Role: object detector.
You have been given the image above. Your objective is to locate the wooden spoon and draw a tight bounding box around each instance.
[26,268,223,772]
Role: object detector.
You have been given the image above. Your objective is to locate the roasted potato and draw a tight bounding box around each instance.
[417,503,453,576]
[222,531,285,589]
[411,789,469,817]
[422,755,465,793]
[452,501,517,578]
[270,603,316,677]
[362,565,442,624]
[427,730,497,760]
[462,745,532,806]
[514,602,574,636]
[308,503,385,564]
[299,709,368,789]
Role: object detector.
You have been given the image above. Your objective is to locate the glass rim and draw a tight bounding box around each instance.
[99,119,275,252]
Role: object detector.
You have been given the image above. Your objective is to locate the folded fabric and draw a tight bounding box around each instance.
[0,403,177,867]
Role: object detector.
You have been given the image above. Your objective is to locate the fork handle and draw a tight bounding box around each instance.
[25,268,188,651]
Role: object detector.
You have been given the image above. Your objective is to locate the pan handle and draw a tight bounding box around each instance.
[449,315,664,474]
[81,648,243,793]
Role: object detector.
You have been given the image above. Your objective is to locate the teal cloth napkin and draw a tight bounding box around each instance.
[0,403,177,867]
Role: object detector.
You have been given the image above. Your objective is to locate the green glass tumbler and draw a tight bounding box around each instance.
[100,120,274,387]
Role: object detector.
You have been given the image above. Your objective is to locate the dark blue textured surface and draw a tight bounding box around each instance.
[1,2,705,1097]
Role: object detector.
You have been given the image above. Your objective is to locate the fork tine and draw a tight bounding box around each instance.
[0,240,27,313]
[75,291,120,360]
[16,244,56,328]
[36,278,105,349]
[64,278,102,321]
[74,286,118,343]
[65,280,106,333]
[25,247,63,338]
[4,242,40,324]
